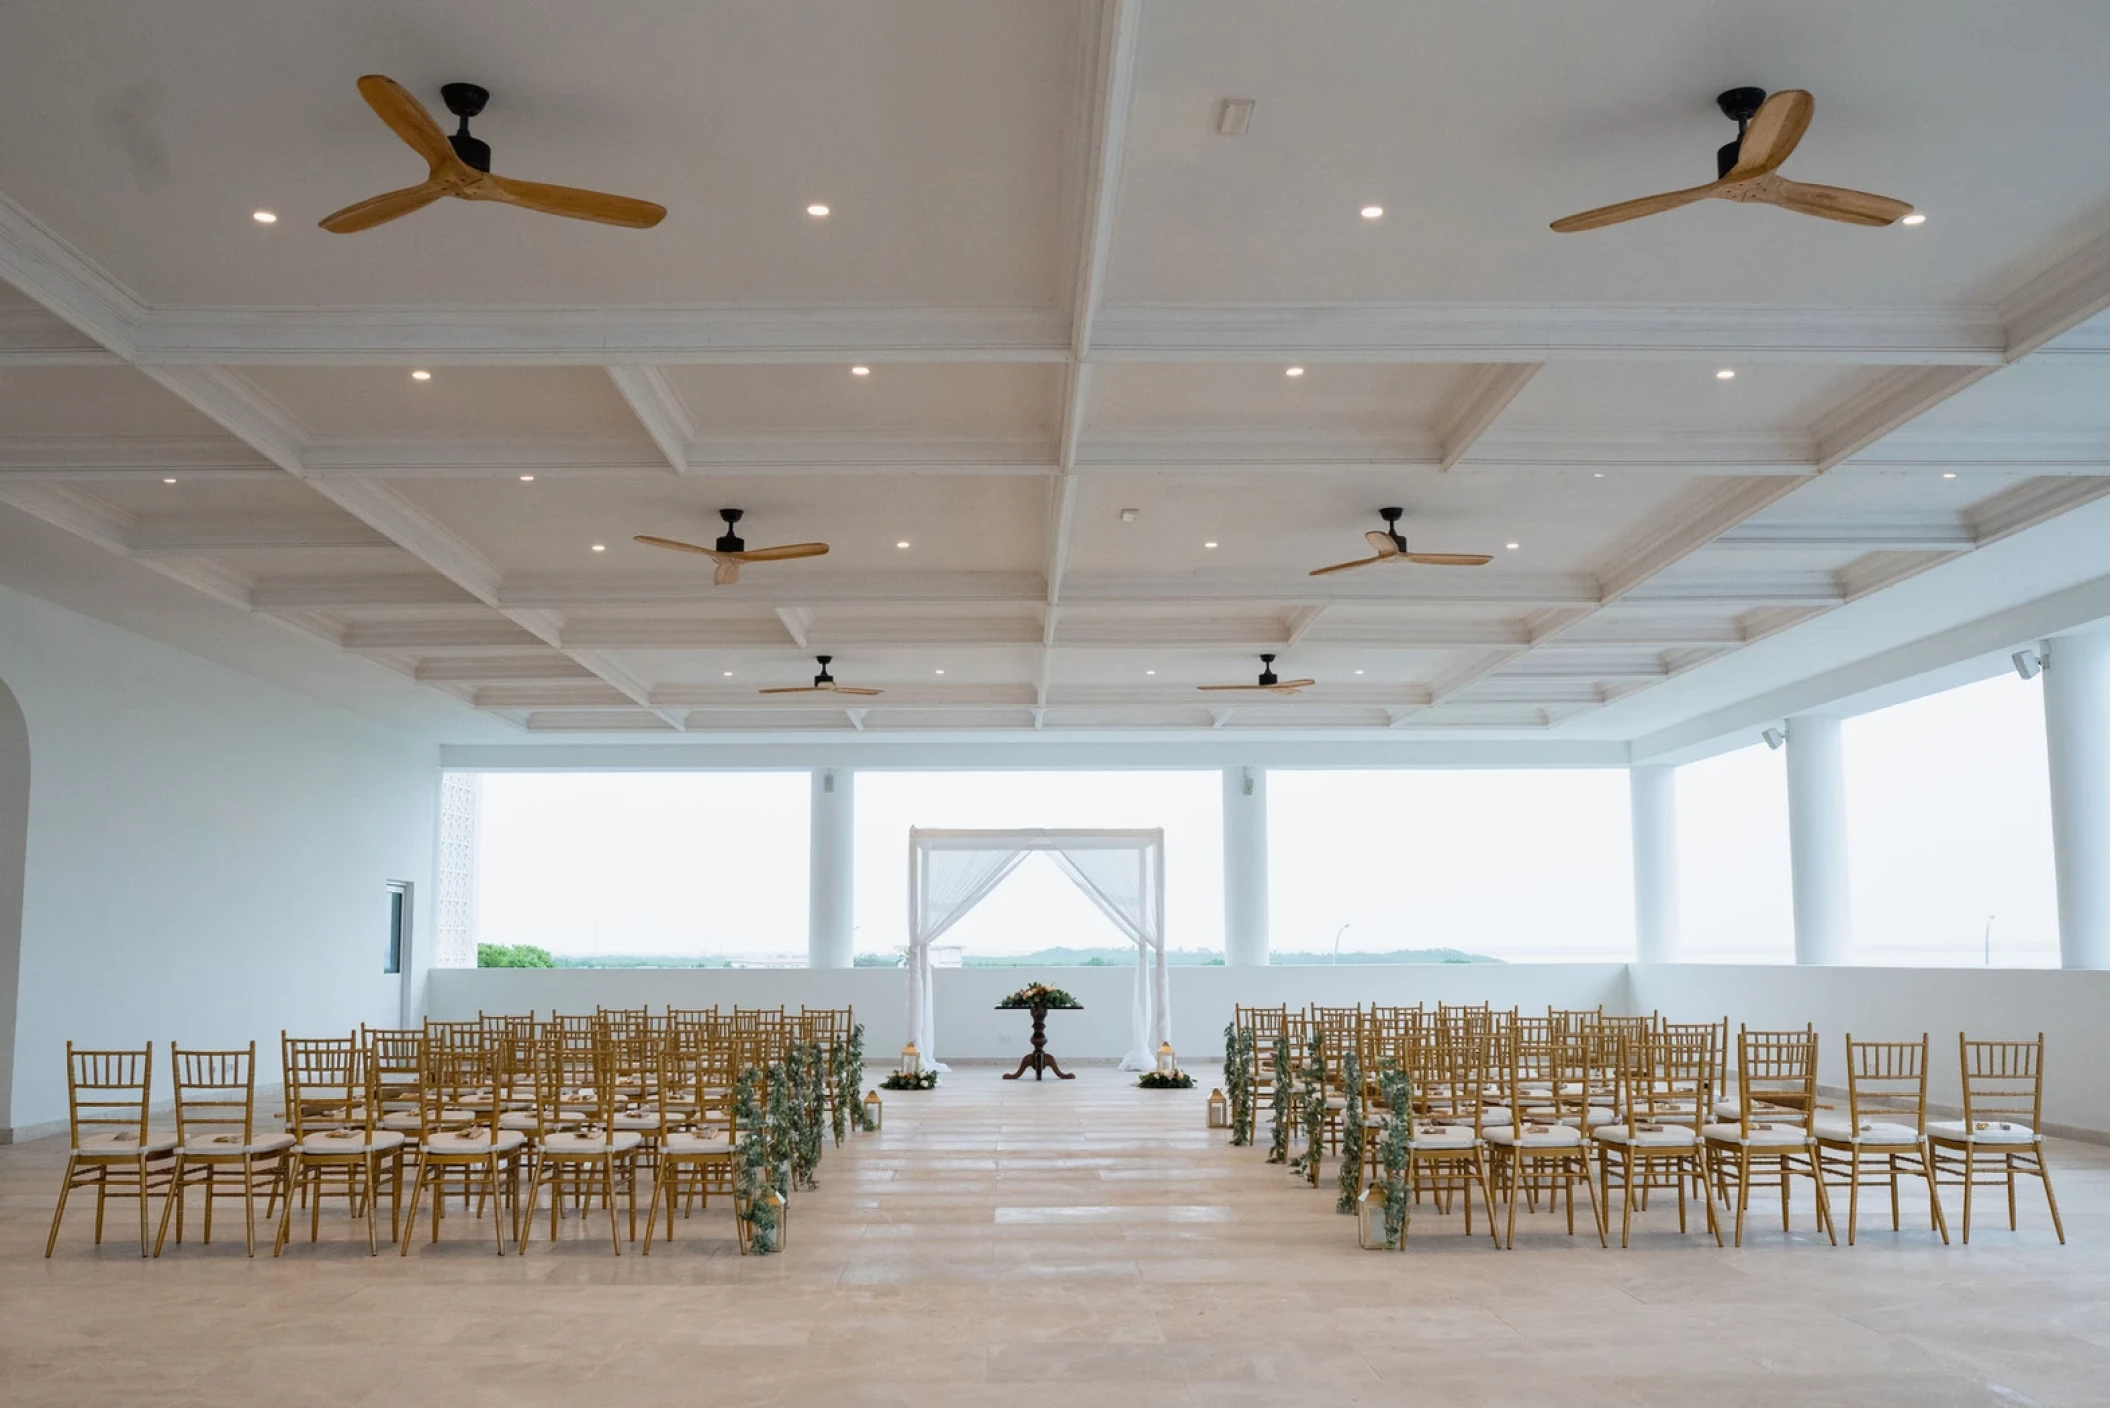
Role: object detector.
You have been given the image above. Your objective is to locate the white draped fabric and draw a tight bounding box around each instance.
[907,828,1170,1071]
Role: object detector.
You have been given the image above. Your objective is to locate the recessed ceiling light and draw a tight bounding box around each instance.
[1715,368,1736,380]
[1506,542,1520,550]
[1217,98,1255,137]
[1285,366,1305,377]
[251,210,277,225]
[1901,212,1926,226]
[850,365,870,377]
[590,543,606,552]
[1146,669,1156,676]
[1354,669,1364,675]
[723,670,734,677]
[1360,205,1383,220]
[411,369,432,382]
[1204,541,1218,549]
[1120,508,1138,523]
[807,204,830,217]
[162,477,178,484]
[519,475,535,482]
[934,668,945,675]
[896,540,911,549]
[1942,472,1958,479]
[1593,472,1605,478]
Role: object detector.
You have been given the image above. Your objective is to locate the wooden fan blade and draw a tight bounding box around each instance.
[713,559,740,586]
[1365,530,1402,557]
[1550,181,1719,233]
[834,686,884,696]
[473,174,667,228]
[1197,683,1270,692]
[730,543,830,563]
[758,686,827,695]
[356,76,463,174]
[1759,179,1914,227]
[1309,555,1384,577]
[1274,680,1317,691]
[633,534,716,555]
[318,180,446,234]
[1403,552,1494,566]
[1726,90,1814,179]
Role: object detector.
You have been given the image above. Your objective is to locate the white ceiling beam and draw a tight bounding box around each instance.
[1436,363,1540,470]
[0,191,144,356]
[605,366,695,475]
[304,435,668,480]
[413,656,597,685]
[1709,519,1976,552]
[136,366,304,474]
[341,619,546,653]
[2000,229,2110,358]
[503,570,1048,610]
[0,435,277,481]
[1283,605,1328,644]
[654,683,1039,710]
[0,306,121,365]
[1811,366,2000,470]
[124,516,402,557]
[775,607,812,650]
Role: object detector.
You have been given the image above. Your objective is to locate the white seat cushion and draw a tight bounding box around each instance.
[182,1131,296,1157]
[1702,1121,1807,1147]
[1711,1099,1743,1121]
[423,1129,528,1156]
[299,1129,405,1154]
[1813,1118,1922,1146]
[380,1108,474,1133]
[1593,1124,1698,1147]
[497,1110,544,1132]
[1406,1124,1479,1150]
[663,1130,735,1154]
[1484,1124,1583,1148]
[539,1130,643,1156]
[611,1112,661,1130]
[1323,1095,1348,1112]
[75,1130,178,1156]
[1928,1119,2037,1144]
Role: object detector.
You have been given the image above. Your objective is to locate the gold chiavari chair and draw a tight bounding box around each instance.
[45,1043,176,1258]
[1401,1028,1500,1245]
[400,1030,528,1255]
[276,1032,404,1256]
[1928,1033,2063,1244]
[519,1027,642,1254]
[1484,1022,1605,1249]
[153,1041,294,1257]
[1701,1027,1835,1247]
[1315,1007,1361,1154]
[1234,1004,1287,1111]
[1595,1028,1716,1247]
[643,1030,740,1252]
[1813,1033,1947,1245]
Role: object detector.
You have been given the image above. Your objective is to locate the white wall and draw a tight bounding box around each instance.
[0,586,438,1135]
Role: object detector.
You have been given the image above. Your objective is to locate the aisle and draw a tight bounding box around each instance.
[5,1063,2107,1406]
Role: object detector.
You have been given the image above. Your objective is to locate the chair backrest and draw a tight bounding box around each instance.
[1618,1027,1712,1134]
[1733,1026,1819,1127]
[1958,1032,2047,1132]
[1842,1033,1930,1134]
[65,1042,154,1150]
[365,1026,426,1114]
[281,1031,377,1139]
[168,1042,257,1146]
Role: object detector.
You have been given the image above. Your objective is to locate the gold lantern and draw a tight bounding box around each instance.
[1207,1087,1229,1129]
[1357,1184,1394,1250]
[755,1185,787,1252]
[1155,1041,1175,1075]
[864,1089,883,1130]
[900,1041,922,1077]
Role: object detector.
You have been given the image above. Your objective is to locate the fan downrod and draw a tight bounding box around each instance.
[715,508,745,553]
[1257,653,1280,687]
[440,82,493,172]
[813,655,835,686]
[1377,505,1408,550]
[1715,86,1768,179]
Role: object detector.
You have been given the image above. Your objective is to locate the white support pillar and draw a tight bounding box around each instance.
[808,767,854,969]
[1222,765,1270,967]
[1784,714,1852,965]
[2043,630,2110,969]
[1629,764,1680,964]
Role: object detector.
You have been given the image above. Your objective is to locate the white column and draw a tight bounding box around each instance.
[1784,714,1852,965]
[808,767,854,969]
[1222,765,1270,967]
[2043,630,2110,969]
[1629,764,1679,964]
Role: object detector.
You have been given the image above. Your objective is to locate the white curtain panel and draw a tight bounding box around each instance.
[907,829,1167,1071]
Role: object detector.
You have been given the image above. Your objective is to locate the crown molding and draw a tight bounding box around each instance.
[2000,229,2110,358]
[0,434,275,480]
[0,192,144,356]
[605,366,696,474]
[1438,363,1541,470]
[0,306,119,365]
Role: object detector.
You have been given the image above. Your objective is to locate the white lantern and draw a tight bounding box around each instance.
[1207,1088,1229,1129]
[1357,1184,1393,1250]
[1156,1041,1175,1075]
[900,1042,921,1076]
[864,1090,883,1130]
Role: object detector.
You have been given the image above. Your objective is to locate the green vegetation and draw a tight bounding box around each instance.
[475,943,556,968]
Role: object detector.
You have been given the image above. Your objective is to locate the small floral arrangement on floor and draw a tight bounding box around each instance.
[1137,1069,1194,1089]
[996,982,1083,1010]
[880,1070,939,1091]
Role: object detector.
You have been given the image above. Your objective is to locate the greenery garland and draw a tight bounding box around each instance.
[1136,1068,1193,1089]
[787,1041,824,1191]
[1290,1031,1327,1186]
[733,1064,782,1254]
[1334,1046,1365,1214]
[1375,1062,1416,1250]
[881,1069,939,1091]
[996,982,1083,1009]
[1223,1023,1253,1146]
[1265,1030,1291,1164]
[834,1023,875,1141]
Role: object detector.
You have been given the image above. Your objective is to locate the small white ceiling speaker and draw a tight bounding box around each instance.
[1761,726,1786,751]
[1217,98,1255,137]
[2013,648,2044,681]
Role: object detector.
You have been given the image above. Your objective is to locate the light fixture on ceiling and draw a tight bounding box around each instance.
[1146,669,1156,676]
[723,670,734,677]
[1901,211,1927,226]
[1217,98,1255,137]
[896,540,911,549]
[411,369,432,382]
[934,668,945,675]
[1120,508,1138,523]
[1715,368,1736,380]
[1762,726,1786,750]
[251,210,277,224]
[1942,472,1957,479]
[519,474,535,482]
[162,477,177,484]
[807,204,830,217]
[1204,541,1218,549]
[591,543,606,553]
[1506,542,1519,550]
[1285,366,1305,377]
[1593,472,1605,478]
[1354,669,1364,675]
[1360,205,1383,220]
[851,365,870,377]
[2013,648,2045,681]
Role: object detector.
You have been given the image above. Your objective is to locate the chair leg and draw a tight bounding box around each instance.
[1961,1151,1974,1244]
[517,1158,542,1256]
[2008,1155,2019,1231]
[1922,1149,1949,1245]
[643,1166,666,1254]
[136,1155,152,1258]
[153,1156,185,1258]
[45,1158,80,1257]
[1847,1150,1861,1246]
[2039,1153,2066,1245]
[243,1155,258,1258]
[489,1155,507,1255]
[1809,1151,1837,1245]
[603,1159,622,1255]
[1889,1153,1902,1232]
[1733,1153,1750,1247]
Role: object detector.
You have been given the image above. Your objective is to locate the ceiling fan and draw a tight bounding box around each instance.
[1198,654,1315,697]
[319,76,667,233]
[634,509,829,586]
[1309,507,1493,577]
[759,656,882,698]
[1550,87,1913,233]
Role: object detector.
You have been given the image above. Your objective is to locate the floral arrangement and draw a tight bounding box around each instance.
[734,1065,783,1254]
[1289,1030,1327,1186]
[1137,1068,1194,1089]
[1374,1062,1415,1249]
[1334,1046,1365,1214]
[1223,1022,1256,1146]
[1265,1029,1292,1165]
[881,1069,939,1091]
[996,982,1083,1010]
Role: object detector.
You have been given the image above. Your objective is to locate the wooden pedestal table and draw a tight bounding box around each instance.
[1000,1003,1080,1080]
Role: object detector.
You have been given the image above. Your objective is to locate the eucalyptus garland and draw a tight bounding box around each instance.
[1375,1062,1416,1250]
[786,1042,824,1191]
[763,1060,797,1201]
[1334,1046,1365,1215]
[1289,1030,1327,1186]
[733,1064,782,1254]
[829,1039,850,1148]
[844,1023,876,1134]
[1223,1023,1254,1147]
[1264,1029,1291,1165]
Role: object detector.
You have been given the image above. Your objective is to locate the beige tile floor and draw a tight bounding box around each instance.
[4,1062,2105,1408]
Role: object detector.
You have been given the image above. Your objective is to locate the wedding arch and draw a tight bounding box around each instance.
[906,828,1168,1071]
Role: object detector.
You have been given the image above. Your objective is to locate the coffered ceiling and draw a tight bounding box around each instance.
[3,0,2110,740]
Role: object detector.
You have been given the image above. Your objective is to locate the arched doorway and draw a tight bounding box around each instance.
[0,677,25,1138]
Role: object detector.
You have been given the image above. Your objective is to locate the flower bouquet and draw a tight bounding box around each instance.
[996,982,1082,1010]
[1136,1069,1194,1090]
